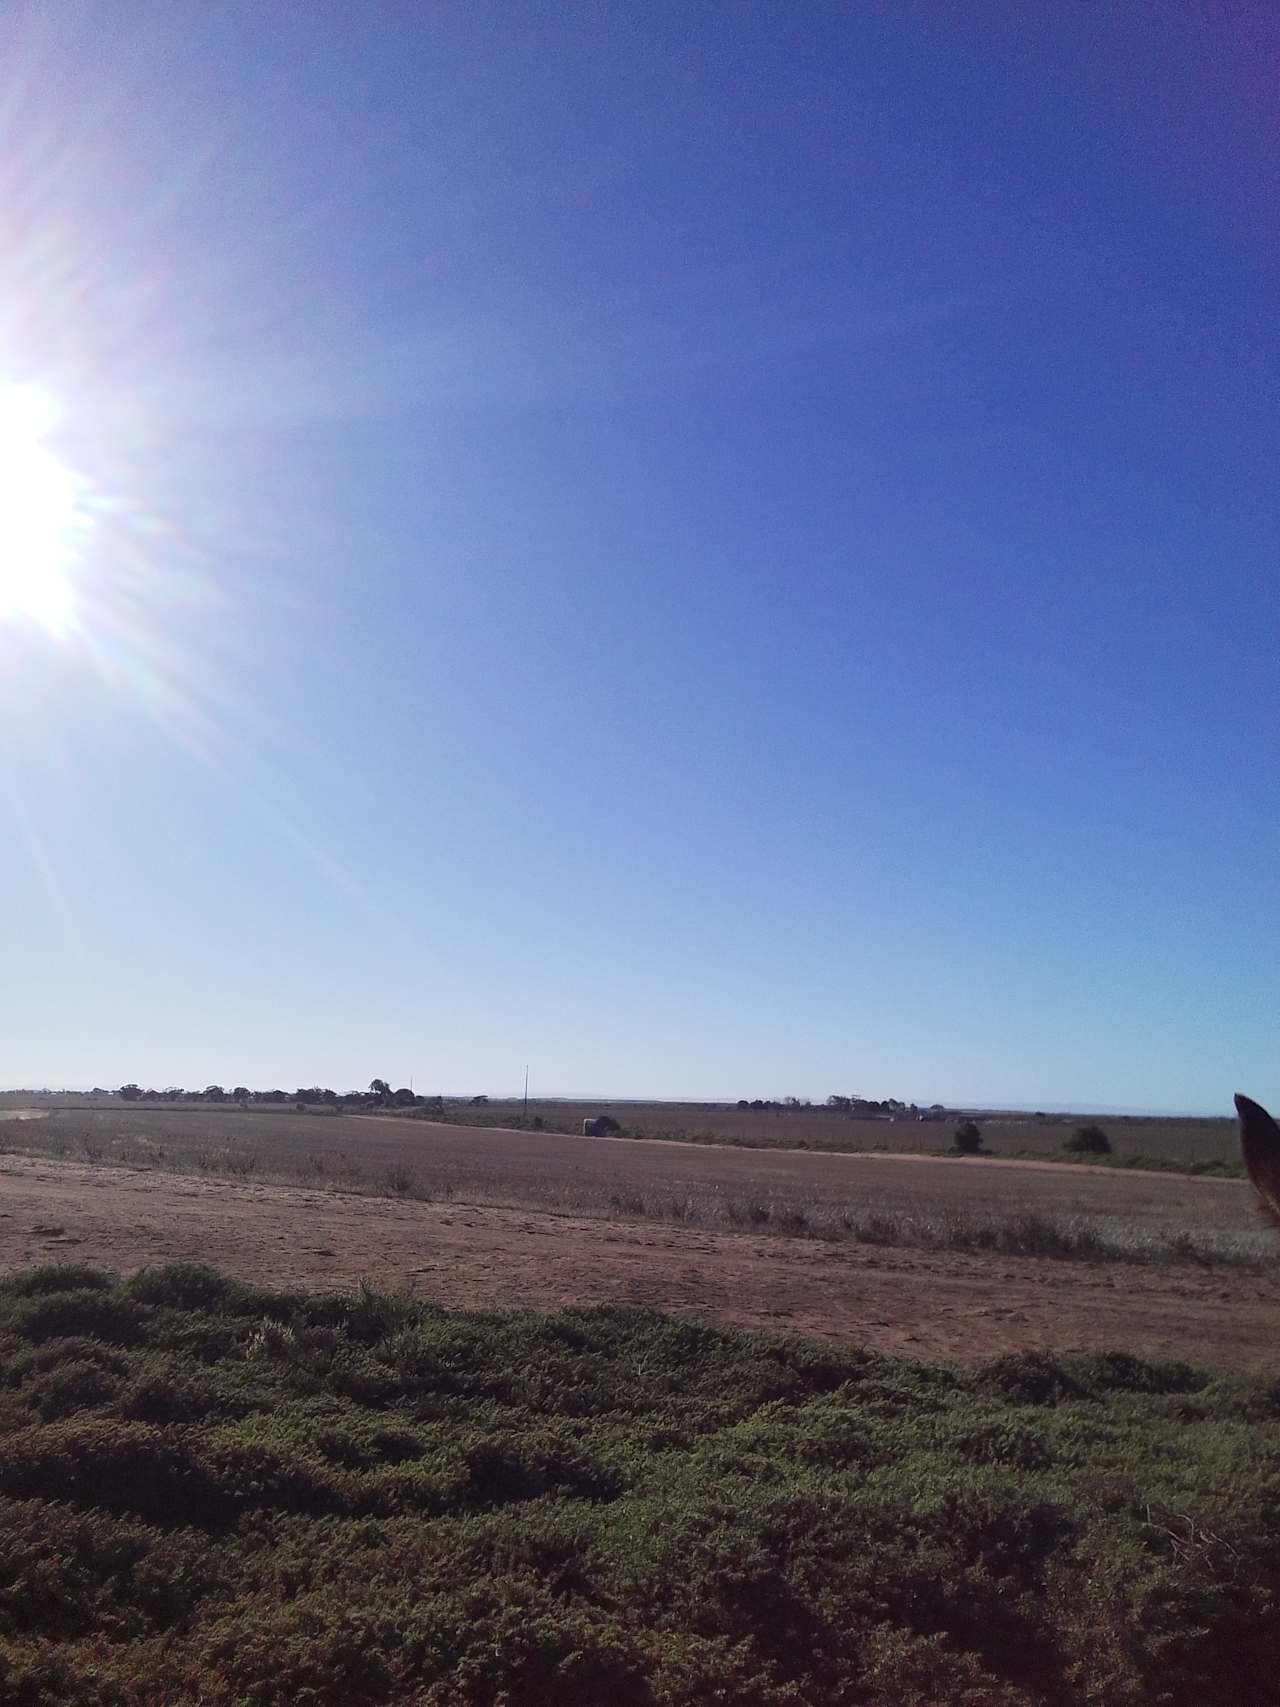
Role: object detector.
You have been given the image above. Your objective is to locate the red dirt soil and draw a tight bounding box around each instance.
[2,1154,1278,1371]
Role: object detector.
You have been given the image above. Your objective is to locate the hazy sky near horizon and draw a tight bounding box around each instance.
[0,3,1275,1114]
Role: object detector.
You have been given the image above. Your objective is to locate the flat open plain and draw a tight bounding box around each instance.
[1,1104,1277,1370]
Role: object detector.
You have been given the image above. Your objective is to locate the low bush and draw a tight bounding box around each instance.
[953,1119,984,1155]
[0,1262,1277,1703]
[1066,1124,1113,1156]
[1,1264,115,1298]
[2,1289,149,1347]
[124,1261,236,1311]
[21,1359,122,1421]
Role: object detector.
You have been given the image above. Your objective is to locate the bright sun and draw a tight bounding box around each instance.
[0,381,85,631]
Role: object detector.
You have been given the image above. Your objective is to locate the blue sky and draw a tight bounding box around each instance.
[0,3,1275,1112]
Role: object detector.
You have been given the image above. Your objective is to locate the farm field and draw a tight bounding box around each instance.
[467,1098,1240,1165]
[0,1102,1264,1252]
[0,1091,1240,1165]
[0,1106,1277,1370]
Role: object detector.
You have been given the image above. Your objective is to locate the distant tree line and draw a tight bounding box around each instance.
[733,1094,949,1120]
[113,1080,490,1113]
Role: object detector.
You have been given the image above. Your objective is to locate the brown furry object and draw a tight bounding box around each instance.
[1236,1094,1280,1230]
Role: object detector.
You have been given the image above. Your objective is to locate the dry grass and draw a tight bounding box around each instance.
[587,1189,1266,1266]
[2,1090,1240,1165]
[423,1097,1240,1166]
[0,1101,1266,1271]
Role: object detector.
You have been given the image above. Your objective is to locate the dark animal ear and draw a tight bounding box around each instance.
[1236,1094,1280,1229]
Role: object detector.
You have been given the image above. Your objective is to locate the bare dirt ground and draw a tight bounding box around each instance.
[2,1151,1278,1371]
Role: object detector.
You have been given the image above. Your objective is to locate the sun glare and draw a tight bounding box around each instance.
[0,381,86,632]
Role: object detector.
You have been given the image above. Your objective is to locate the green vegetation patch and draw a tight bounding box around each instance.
[0,1262,1278,1703]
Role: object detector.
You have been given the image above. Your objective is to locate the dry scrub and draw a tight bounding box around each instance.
[3,1262,1280,1704]
[0,1107,1269,1269]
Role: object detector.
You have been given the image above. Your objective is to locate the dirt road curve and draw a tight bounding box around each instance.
[1,1155,1277,1371]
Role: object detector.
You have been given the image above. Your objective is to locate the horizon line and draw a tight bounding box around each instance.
[1,1085,1235,1120]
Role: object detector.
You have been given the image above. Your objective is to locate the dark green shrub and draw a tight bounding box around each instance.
[0,1268,1277,1705]
[197,1600,401,1705]
[462,1436,624,1508]
[328,1350,403,1408]
[117,1368,220,1424]
[0,1418,353,1528]
[1064,1350,1201,1397]
[304,1286,417,1345]
[0,1420,225,1525]
[22,1360,120,1421]
[948,1416,1055,1471]
[418,1593,652,1705]
[1066,1124,1112,1155]
[147,1313,242,1363]
[124,1262,235,1310]
[976,1352,1085,1406]
[0,1498,211,1640]
[5,1290,148,1347]
[0,1645,129,1706]
[952,1120,983,1154]
[0,1265,115,1299]
[7,1338,131,1385]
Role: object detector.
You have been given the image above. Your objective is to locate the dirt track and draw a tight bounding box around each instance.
[2,1154,1278,1371]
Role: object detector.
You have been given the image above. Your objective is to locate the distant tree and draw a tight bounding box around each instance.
[736,1099,750,1108]
[321,1088,338,1105]
[369,1078,391,1106]
[118,1083,142,1100]
[204,1085,226,1103]
[826,1095,852,1111]
[953,1120,983,1155]
[231,1086,250,1105]
[470,1094,489,1106]
[1066,1124,1112,1156]
[393,1087,415,1107]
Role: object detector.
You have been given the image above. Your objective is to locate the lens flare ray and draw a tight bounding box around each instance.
[0,379,87,632]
